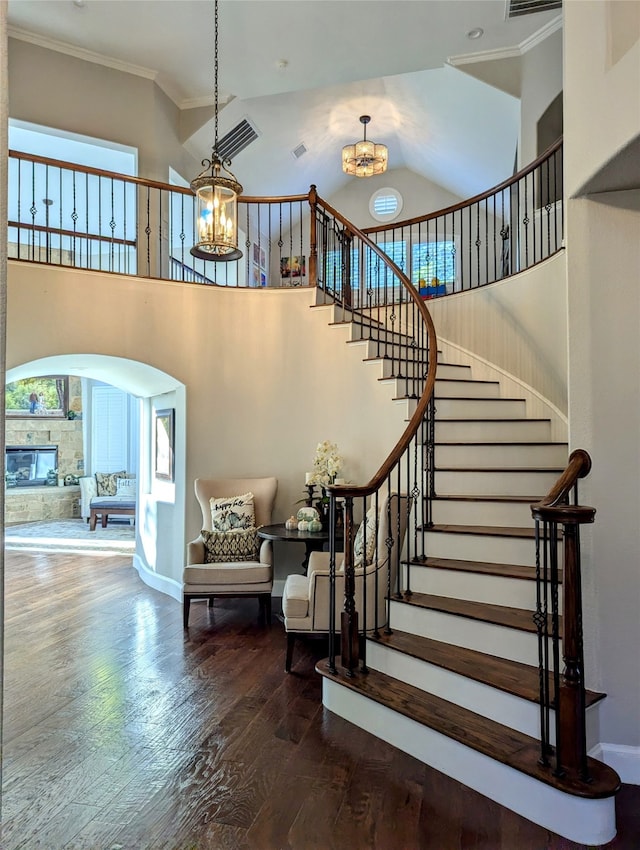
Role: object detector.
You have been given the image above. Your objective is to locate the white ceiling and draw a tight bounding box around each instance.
[7,0,562,199]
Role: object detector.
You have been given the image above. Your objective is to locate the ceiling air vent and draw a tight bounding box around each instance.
[292,143,307,160]
[507,0,562,18]
[217,118,258,162]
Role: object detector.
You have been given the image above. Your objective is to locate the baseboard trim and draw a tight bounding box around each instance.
[134,555,182,602]
[590,743,640,785]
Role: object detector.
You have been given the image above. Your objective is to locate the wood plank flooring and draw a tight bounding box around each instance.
[1,548,639,849]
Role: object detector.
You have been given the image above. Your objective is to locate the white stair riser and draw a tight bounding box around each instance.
[434,380,500,399]
[435,398,527,419]
[362,339,430,361]
[351,325,415,346]
[322,680,615,847]
[436,443,568,469]
[388,377,501,400]
[366,641,602,751]
[423,530,537,566]
[390,599,540,665]
[435,468,558,496]
[366,639,550,740]
[431,498,534,526]
[435,420,552,443]
[370,358,452,380]
[433,363,472,380]
[402,564,551,610]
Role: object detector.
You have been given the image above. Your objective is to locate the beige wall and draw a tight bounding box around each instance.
[328,167,464,232]
[428,252,568,421]
[564,0,640,763]
[8,38,200,183]
[7,261,410,590]
[519,27,563,167]
[564,0,640,198]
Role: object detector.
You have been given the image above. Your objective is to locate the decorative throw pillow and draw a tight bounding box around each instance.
[354,505,378,567]
[115,477,136,497]
[202,527,260,563]
[96,470,126,497]
[210,492,255,532]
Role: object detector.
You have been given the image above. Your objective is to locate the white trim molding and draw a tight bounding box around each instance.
[134,554,182,602]
[590,743,640,786]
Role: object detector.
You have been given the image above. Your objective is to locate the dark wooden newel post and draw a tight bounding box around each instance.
[341,497,359,675]
[555,504,595,781]
[308,184,317,288]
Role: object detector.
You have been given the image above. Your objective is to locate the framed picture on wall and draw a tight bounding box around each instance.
[155,408,175,482]
[280,255,306,279]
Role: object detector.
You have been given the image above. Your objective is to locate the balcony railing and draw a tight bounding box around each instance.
[8,141,563,298]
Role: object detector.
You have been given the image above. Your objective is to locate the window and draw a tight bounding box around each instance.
[322,238,458,300]
[411,241,456,288]
[322,241,406,293]
[369,188,403,223]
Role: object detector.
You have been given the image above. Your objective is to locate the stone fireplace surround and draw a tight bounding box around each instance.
[5,377,84,524]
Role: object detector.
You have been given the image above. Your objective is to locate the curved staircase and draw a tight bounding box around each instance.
[315,313,620,846]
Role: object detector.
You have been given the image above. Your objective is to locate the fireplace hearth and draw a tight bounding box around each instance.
[5,445,58,487]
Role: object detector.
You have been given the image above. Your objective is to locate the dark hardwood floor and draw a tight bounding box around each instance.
[1,548,638,849]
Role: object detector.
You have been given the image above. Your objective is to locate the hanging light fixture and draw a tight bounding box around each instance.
[190,0,243,261]
[342,115,388,178]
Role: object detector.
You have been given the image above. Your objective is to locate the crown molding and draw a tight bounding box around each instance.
[180,95,216,111]
[8,25,159,82]
[449,15,562,67]
[519,15,562,54]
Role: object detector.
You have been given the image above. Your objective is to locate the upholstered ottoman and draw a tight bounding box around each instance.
[89,499,136,531]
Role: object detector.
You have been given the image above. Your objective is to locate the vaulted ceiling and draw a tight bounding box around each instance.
[7,0,562,200]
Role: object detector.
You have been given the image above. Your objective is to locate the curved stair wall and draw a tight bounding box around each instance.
[427,252,568,423]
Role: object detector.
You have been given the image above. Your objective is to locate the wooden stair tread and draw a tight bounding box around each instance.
[437,442,568,448]
[397,591,546,633]
[317,662,620,799]
[435,417,551,423]
[435,466,564,473]
[434,494,544,503]
[371,630,603,708]
[434,378,499,385]
[408,555,545,581]
[426,523,538,539]
[434,395,525,402]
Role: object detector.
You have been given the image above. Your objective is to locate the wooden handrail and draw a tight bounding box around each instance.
[362,139,563,235]
[531,448,592,512]
[315,193,438,501]
[9,149,310,205]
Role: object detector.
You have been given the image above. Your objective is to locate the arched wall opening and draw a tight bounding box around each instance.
[6,354,186,602]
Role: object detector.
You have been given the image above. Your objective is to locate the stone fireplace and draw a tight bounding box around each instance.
[4,377,84,523]
[6,445,59,487]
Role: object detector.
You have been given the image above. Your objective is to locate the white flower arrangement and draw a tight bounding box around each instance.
[309,440,343,487]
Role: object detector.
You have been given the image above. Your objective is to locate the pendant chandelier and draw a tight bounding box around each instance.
[342,115,388,178]
[190,0,243,261]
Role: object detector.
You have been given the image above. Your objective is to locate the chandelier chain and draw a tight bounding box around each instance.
[214,0,219,153]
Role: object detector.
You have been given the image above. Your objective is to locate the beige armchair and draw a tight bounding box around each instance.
[282,492,411,672]
[183,476,278,628]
